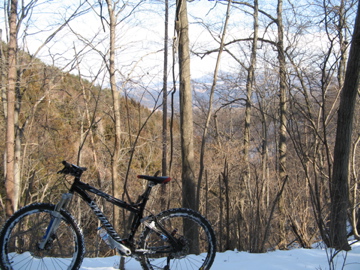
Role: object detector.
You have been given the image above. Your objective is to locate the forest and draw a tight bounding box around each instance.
[1,0,360,260]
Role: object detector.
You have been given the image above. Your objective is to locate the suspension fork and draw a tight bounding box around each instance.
[38,193,73,249]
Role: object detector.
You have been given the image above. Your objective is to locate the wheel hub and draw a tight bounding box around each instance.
[172,236,189,258]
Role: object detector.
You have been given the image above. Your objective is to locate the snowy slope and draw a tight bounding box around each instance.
[79,242,360,270]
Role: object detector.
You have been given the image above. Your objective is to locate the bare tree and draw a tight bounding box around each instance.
[162,0,169,177]
[160,0,170,214]
[243,0,259,191]
[176,0,196,210]
[330,0,360,251]
[176,0,198,252]
[5,0,17,217]
[103,0,123,234]
[276,0,288,250]
[197,0,232,212]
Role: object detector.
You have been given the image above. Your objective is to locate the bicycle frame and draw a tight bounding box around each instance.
[66,175,155,255]
[40,161,179,259]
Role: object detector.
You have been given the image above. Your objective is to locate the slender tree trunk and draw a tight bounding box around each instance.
[80,77,102,187]
[277,0,287,185]
[162,0,168,177]
[277,0,288,250]
[0,29,5,115]
[5,0,18,217]
[161,0,169,207]
[261,112,269,209]
[106,0,122,233]
[106,1,124,267]
[222,160,230,250]
[197,0,231,211]
[14,117,21,211]
[330,1,360,251]
[350,134,360,239]
[243,0,258,192]
[218,175,223,251]
[337,0,348,87]
[14,55,28,211]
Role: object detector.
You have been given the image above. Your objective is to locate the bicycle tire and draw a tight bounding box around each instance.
[139,208,216,270]
[0,203,85,270]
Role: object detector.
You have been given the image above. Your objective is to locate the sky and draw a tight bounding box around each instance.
[1,0,355,97]
[1,0,239,83]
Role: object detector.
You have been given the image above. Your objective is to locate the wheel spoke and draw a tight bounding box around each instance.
[139,208,216,270]
[0,203,85,270]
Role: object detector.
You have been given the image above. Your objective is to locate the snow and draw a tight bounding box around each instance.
[79,242,360,270]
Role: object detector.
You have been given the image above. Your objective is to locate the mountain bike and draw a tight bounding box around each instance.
[0,161,216,270]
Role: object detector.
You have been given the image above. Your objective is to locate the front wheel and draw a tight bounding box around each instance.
[139,208,216,270]
[0,203,85,270]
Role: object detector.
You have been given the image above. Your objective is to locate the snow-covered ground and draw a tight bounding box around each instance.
[79,242,360,270]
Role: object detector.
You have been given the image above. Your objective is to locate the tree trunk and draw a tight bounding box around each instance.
[5,0,18,217]
[176,0,198,253]
[176,0,196,211]
[0,30,5,115]
[161,0,169,208]
[337,0,348,87]
[162,0,169,177]
[106,0,122,235]
[222,160,231,250]
[350,134,360,239]
[277,0,287,186]
[197,0,231,211]
[276,0,288,250]
[329,0,360,251]
[218,174,223,251]
[243,0,258,194]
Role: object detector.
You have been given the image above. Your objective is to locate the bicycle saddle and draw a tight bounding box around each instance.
[137,175,171,185]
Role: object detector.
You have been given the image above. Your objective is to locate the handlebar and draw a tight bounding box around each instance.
[57,161,87,178]
[58,161,170,185]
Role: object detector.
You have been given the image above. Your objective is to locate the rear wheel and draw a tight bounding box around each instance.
[139,208,216,270]
[0,203,85,270]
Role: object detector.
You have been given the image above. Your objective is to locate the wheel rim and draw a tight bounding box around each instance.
[141,212,214,270]
[3,209,79,270]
